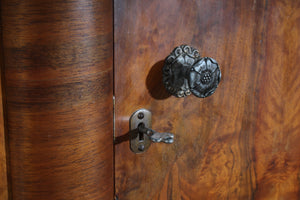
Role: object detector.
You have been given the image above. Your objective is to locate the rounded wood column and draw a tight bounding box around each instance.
[1,0,113,199]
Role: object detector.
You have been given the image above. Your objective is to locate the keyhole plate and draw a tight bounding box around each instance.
[129,109,152,153]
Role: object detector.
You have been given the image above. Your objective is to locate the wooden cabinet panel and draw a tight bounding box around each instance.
[1,0,113,199]
[0,70,8,200]
[114,0,300,199]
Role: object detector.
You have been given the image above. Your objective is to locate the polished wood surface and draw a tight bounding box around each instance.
[114,0,300,199]
[1,0,113,199]
[0,69,8,199]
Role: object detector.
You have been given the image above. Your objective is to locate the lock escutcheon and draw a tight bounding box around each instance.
[129,109,174,153]
[129,109,152,153]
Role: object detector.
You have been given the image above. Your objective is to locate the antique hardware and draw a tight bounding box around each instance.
[163,45,221,98]
[129,109,174,153]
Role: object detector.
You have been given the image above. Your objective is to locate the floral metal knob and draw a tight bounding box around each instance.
[163,45,221,98]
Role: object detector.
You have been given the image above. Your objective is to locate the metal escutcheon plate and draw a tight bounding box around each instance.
[129,109,152,153]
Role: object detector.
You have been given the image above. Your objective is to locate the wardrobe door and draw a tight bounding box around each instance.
[114,1,300,199]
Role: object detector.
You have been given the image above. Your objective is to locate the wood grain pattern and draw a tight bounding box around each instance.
[114,0,300,199]
[0,64,8,199]
[1,0,113,199]
[254,1,300,199]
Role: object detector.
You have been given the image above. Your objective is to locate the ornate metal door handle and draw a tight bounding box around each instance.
[163,45,221,98]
